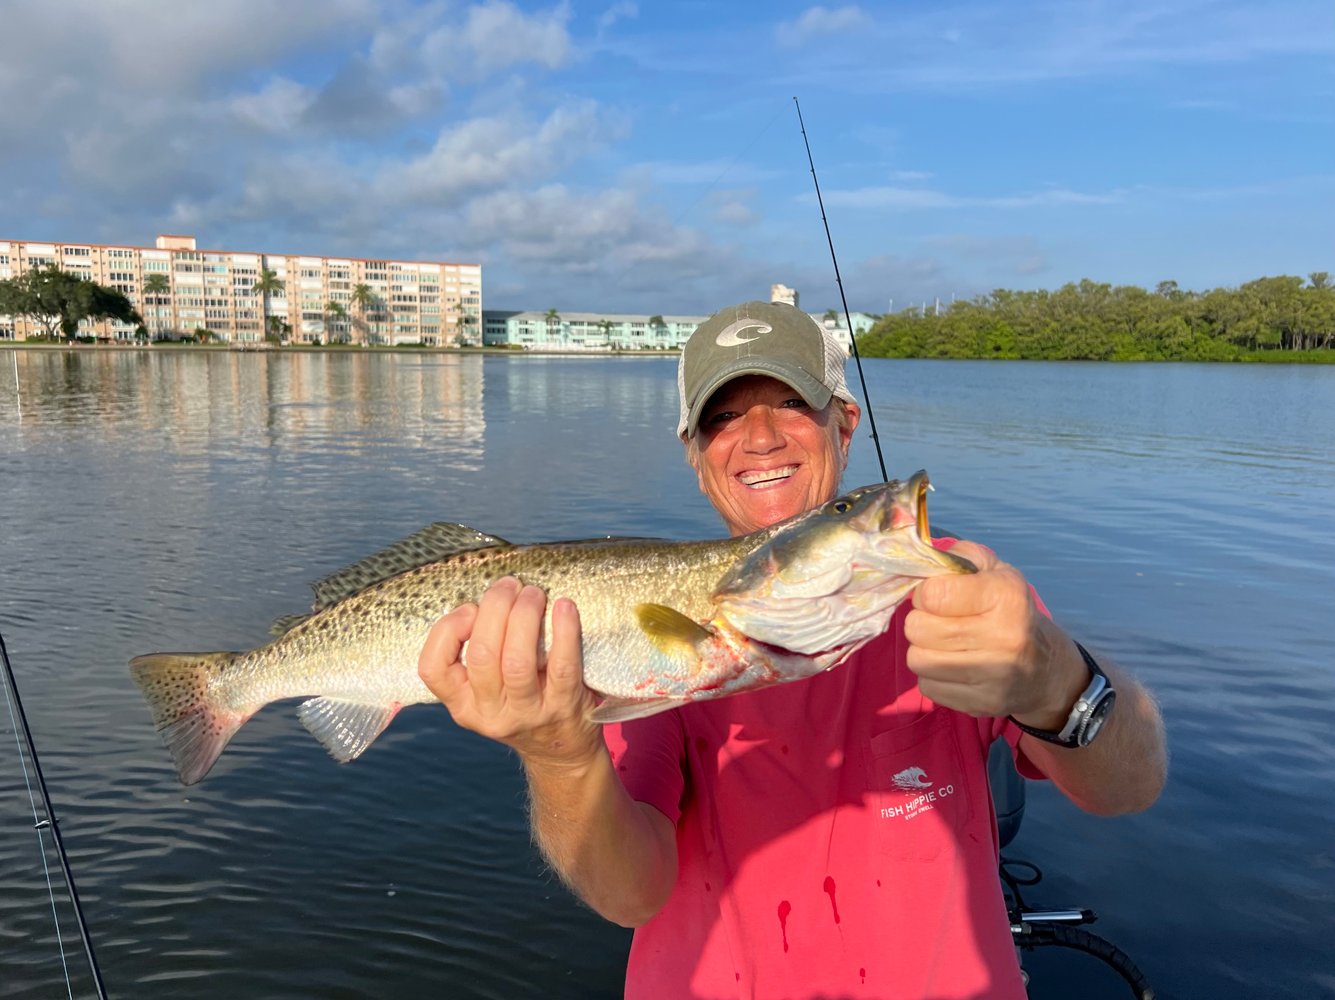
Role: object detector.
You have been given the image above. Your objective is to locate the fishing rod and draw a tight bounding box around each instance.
[0,628,110,1000]
[793,96,889,483]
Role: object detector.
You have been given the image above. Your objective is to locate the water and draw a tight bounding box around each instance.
[1,349,1332,999]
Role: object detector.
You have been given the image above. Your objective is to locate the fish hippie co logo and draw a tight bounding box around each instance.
[882,765,957,821]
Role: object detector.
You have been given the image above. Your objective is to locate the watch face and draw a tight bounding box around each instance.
[1079,690,1117,746]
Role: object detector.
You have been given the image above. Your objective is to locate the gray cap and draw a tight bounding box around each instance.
[676,300,856,439]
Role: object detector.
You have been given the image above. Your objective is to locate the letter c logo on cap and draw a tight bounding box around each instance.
[715,320,773,347]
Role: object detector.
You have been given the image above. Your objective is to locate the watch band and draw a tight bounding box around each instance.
[1009,642,1116,749]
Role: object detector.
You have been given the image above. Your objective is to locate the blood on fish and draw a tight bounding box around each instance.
[777,899,792,952]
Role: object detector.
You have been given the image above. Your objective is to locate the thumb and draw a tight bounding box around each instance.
[941,539,998,572]
[913,539,999,614]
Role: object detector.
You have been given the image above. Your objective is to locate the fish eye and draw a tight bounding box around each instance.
[830,499,852,514]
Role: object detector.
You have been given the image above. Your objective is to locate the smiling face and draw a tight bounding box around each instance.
[689,374,861,537]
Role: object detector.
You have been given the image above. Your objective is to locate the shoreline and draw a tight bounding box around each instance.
[4,342,1332,363]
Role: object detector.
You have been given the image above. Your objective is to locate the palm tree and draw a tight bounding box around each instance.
[325,300,348,345]
[142,273,170,340]
[351,283,375,347]
[252,268,284,345]
[545,307,562,347]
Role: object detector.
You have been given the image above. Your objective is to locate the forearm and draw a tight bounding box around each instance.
[1019,653,1168,816]
[524,748,678,927]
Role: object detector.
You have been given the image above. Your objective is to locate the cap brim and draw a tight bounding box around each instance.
[683,359,834,438]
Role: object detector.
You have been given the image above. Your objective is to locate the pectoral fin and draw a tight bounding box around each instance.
[634,604,714,676]
[589,694,690,724]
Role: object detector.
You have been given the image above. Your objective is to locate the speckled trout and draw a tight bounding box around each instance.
[131,472,973,784]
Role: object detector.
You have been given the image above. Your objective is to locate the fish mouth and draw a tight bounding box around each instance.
[737,465,798,488]
[904,470,976,574]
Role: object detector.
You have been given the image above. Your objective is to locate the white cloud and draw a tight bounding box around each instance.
[386,101,613,203]
[775,5,872,48]
[396,0,576,83]
[598,1,639,33]
[229,79,316,134]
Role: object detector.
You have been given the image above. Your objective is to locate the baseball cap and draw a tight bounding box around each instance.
[676,300,856,439]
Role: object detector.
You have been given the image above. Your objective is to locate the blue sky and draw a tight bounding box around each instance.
[0,0,1330,314]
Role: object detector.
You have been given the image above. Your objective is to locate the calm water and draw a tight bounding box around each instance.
[1,349,1333,1000]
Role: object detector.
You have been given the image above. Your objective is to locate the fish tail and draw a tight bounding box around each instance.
[129,651,252,785]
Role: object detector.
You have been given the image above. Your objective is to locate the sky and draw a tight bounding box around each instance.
[0,0,1330,315]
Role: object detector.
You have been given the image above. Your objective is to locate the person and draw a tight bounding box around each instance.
[418,300,1168,999]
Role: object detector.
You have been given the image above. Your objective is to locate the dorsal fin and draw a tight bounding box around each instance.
[310,523,510,609]
[269,612,311,637]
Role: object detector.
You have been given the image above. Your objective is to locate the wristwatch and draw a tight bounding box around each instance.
[1010,642,1116,749]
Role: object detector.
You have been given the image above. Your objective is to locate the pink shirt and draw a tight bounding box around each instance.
[604,593,1038,999]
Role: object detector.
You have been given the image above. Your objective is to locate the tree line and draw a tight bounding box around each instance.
[0,265,142,340]
[858,274,1335,361]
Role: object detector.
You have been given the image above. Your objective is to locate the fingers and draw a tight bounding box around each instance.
[463,576,524,707]
[545,596,584,699]
[422,576,563,718]
[498,585,549,714]
[418,602,479,706]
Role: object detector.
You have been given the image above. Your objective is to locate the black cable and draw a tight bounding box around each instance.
[0,628,110,999]
[1014,924,1156,1000]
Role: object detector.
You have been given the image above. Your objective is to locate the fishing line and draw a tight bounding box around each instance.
[793,96,889,483]
[1,628,110,1000]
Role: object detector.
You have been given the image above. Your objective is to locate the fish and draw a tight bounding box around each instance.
[131,471,974,784]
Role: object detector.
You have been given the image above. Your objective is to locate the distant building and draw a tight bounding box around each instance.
[0,234,481,345]
[482,310,708,350]
[483,300,871,354]
[771,283,799,308]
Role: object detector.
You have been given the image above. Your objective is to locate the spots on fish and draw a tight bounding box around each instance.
[824,875,840,924]
[777,899,792,953]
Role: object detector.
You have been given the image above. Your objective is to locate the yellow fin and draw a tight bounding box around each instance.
[634,603,713,676]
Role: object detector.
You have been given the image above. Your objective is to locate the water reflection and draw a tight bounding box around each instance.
[1,350,1334,1000]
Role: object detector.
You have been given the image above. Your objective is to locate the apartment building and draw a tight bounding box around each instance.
[0,234,481,345]
[482,304,867,352]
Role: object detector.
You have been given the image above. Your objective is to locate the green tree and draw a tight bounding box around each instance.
[647,314,667,348]
[265,315,291,344]
[142,273,171,340]
[0,266,140,340]
[544,307,563,346]
[251,268,285,345]
[325,300,348,344]
[351,284,375,347]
